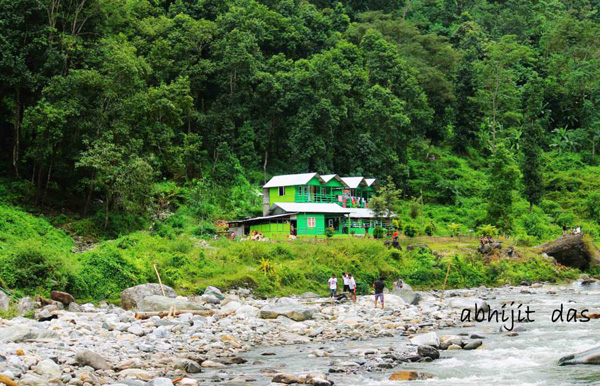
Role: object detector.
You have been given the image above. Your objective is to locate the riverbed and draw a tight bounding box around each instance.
[198,282,600,385]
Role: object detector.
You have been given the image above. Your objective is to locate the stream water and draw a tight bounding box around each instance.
[197,282,600,385]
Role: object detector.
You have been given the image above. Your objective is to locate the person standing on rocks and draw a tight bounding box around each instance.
[373,276,385,309]
[348,274,357,304]
[343,272,350,293]
[328,274,338,304]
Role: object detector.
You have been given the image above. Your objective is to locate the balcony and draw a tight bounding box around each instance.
[294,192,369,208]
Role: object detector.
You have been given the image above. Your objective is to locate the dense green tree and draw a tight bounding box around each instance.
[485,143,519,233]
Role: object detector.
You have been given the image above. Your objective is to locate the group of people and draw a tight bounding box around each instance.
[479,235,494,245]
[327,273,404,309]
[562,225,582,236]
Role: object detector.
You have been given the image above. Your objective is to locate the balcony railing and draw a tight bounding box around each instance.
[294,193,369,208]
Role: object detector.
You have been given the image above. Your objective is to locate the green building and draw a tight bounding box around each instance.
[229,173,388,238]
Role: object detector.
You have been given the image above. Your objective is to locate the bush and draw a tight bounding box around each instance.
[403,224,417,237]
[0,242,72,293]
[325,227,334,238]
[373,227,385,239]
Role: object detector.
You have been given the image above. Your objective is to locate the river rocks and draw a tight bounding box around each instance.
[0,291,9,311]
[147,378,173,386]
[34,359,61,378]
[220,300,242,313]
[203,286,225,300]
[17,296,39,314]
[0,375,18,386]
[389,370,434,381]
[121,283,177,311]
[392,287,420,305]
[417,345,440,360]
[538,234,600,270]
[272,373,301,384]
[409,332,440,348]
[440,335,463,349]
[201,360,225,368]
[0,324,59,342]
[558,345,600,365]
[139,295,206,312]
[449,297,490,312]
[50,290,74,306]
[463,340,483,350]
[175,359,202,373]
[74,350,112,370]
[259,303,315,321]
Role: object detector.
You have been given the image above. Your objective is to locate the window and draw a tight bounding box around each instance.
[278,186,285,196]
[328,219,334,227]
[307,217,316,228]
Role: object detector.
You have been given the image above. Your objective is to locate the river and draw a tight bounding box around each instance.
[196,282,599,385]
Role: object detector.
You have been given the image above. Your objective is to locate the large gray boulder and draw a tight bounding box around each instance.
[75,350,112,370]
[559,345,600,365]
[259,303,315,321]
[392,287,420,305]
[203,286,225,300]
[121,284,177,311]
[0,324,59,342]
[0,291,8,311]
[140,296,206,312]
[538,234,600,270]
[448,298,490,312]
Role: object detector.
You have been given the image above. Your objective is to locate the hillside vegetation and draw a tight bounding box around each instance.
[1,0,599,299]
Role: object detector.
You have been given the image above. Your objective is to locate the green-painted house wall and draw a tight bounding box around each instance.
[269,186,295,205]
[297,213,325,235]
[306,177,322,186]
[250,222,290,238]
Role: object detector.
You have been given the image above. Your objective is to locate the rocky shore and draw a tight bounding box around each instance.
[0,279,596,386]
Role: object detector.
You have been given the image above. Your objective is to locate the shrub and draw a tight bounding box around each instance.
[325,227,334,238]
[403,224,417,237]
[373,227,385,239]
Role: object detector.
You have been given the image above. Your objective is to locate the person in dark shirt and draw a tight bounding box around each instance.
[373,277,385,309]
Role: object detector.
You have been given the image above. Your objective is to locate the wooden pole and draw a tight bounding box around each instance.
[440,261,452,302]
[153,264,166,297]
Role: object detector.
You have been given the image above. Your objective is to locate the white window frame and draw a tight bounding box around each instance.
[328,219,334,227]
[278,186,285,196]
[307,217,316,228]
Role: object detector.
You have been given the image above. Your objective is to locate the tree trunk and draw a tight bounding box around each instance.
[104,194,110,230]
[263,149,268,184]
[12,88,21,178]
[530,201,533,213]
[42,159,54,205]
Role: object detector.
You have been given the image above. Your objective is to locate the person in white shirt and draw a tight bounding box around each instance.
[348,274,357,304]
[328,274,338,304]
[343,272,350,292]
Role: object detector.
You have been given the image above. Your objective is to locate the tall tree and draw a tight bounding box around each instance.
[486,143,519,233]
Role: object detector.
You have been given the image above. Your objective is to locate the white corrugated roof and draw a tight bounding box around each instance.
[320,174,349,187]
[347,208,395,218]
[272,203,351,214]
[365,178,376,187]
[263,173,322,188]
[341,176,367,189]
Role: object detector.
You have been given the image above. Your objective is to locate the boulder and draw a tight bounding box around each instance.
[174,359,202,373]
[448,298,490,312]
[50,291,74,306]
[0,291,8,311]
[75,350,112,370]
[259,303,315,321]
[478,242,502,254]
[463,340,483,350]
[417,345,440,360]
[121,284,177,311]
[34,359,61,377]
[409,332,440,348]
[203,286,225,300]
[389,371,434,381]
[558,345,600,365]
[17,296,39,314]
[538,234,600,270]
[139,296,206,312]
[272,373,301,384]
[0,325,59,342]
[392,287,420,305]
[236,304,259,318]
[440,335,463,349]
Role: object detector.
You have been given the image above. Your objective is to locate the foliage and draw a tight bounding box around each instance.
[373,227,385,239]
[403,224,417,237]
[325,226,335,238]
[486,144,519,233]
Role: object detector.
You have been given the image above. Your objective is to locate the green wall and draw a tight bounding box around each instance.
[269,186,295,205]
[297,213,325,235]
[250,221,291,238]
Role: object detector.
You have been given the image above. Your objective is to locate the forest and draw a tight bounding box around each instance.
[0,0,599,298]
